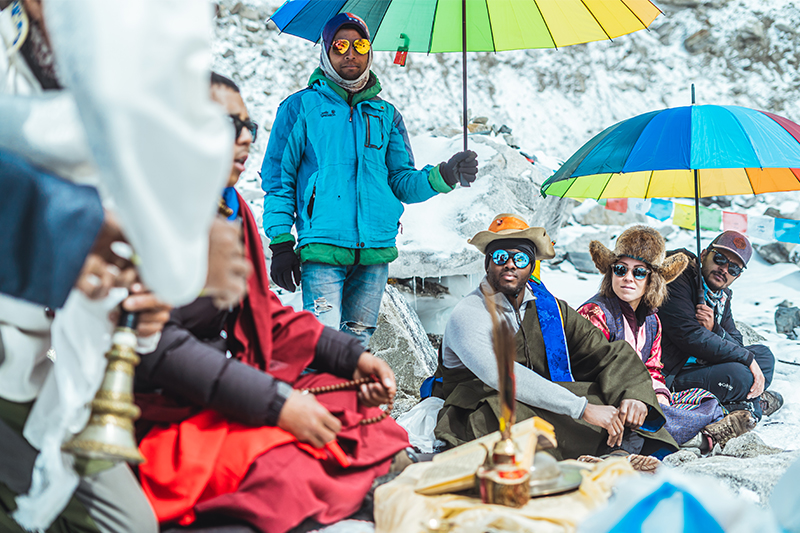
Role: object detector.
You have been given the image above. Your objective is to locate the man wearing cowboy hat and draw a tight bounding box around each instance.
[659,231,783,421]
[433,214,677,463]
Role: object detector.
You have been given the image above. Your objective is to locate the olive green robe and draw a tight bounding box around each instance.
[434,298,678,460]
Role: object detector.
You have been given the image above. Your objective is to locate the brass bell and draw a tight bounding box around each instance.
[62,310,144,464]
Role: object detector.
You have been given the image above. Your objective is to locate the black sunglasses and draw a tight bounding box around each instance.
[491,249,531,269]
[712,250,744,277]
[230,114,258,142]
[612,264,650,280]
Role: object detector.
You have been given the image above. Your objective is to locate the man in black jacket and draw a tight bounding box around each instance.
[659,231,782,421]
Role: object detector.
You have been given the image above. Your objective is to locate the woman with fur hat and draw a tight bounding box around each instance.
[578,226,754,451]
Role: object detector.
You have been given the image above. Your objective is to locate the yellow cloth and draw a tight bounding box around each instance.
[375,458,637,533]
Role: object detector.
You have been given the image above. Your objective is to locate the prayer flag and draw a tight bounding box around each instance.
[646,198,673,221]
[672,203,696,230]
[628,198,651,216]
[722,211,748,233]
[699,206,722,231]
[605,198,628,213]
[775,218,800,244]
[747,216,775,242]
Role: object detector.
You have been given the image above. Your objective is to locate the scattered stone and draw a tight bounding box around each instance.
[497,124,512,134]
[722,432,783,459]
[238,6,262,21]
[261,49,270,57]
[566,251,598,274]
[370,285,438,417]
[222,49,235,58]
[466,122,491,134]
[229,1,242,14]
[392,278,449,298]
[774,305,800,338]
[764,207,783,218]
[244,21,261,33]
[471,116,489,124]
[778,300,794,308]
[503,134,519,148]
[684,29,715,55]
[563,231,613,274]
[736,322,766,345]
[427,334,442,352]
[754,242,796,264]
[663,449,701,467]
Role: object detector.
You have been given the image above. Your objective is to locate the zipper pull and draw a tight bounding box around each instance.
[349,107,353,122]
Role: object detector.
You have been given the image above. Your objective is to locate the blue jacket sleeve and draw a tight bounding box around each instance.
[385,107,438,204]
[0,149,103,308]
[261,94,307,239]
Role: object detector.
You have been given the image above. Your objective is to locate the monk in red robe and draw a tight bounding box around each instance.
[134,72,409,533]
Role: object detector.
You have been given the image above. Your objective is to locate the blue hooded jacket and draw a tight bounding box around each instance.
[261,70,449,252]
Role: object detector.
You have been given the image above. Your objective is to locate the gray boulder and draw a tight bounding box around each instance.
[754,242,796,265]
[369,285,437,417]
[391,136,571,279]
[775,306,800,339]
[666,433,798,506]
[563,230,614,274]
[736,321,767,345]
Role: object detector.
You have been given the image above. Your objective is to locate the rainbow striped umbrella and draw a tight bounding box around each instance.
[541,100,800,301]
[270,0,661,149]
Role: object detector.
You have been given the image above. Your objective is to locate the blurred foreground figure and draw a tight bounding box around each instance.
[135,73,410,533]
[0,1,242,531]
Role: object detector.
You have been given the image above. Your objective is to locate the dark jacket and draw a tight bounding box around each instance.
[658,249,752,382]
[135,296,364,427]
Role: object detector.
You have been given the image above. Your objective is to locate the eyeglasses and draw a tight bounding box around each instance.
[491,249,531,269]
[331,38,371,56]
[612,264,650,280]
[230,115,258,142]
[712,250,744,277]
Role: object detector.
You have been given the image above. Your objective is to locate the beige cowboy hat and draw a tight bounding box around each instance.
[468,213,556,259]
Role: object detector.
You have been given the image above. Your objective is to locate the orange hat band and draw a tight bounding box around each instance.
[490,215,529,233]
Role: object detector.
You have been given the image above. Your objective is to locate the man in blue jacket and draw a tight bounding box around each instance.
[262,13,478,346]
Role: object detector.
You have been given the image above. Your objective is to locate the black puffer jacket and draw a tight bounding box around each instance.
[658,249,753,383]
[135,296,364,427]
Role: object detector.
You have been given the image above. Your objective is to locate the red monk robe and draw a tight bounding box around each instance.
[135,193,409,533]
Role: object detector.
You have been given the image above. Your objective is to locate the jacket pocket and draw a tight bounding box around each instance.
[363,112,384,150]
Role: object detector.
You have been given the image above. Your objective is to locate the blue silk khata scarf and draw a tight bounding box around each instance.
[527,277,573,382]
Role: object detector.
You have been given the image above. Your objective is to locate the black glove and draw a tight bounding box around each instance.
[440,150,478,188]
[269,241,301,292]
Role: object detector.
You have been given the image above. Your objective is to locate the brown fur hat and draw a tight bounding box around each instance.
[589,225,688,309]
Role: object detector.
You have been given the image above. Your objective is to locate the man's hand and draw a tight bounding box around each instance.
[581,403,624,448]
[119,285,172,337]
[205,218,250,308]
[278,390,342,448]
[269,241,301,293]
[656,393,671,407]
[440,150,479,188]
[76,211,137,299]
[748,358,765,399]
[618,399,648,429]
[352,352,396,407]
[696,304,715,331]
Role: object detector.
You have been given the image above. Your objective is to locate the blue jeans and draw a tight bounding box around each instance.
[301,262,389,347]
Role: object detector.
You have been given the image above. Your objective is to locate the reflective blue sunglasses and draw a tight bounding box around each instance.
[612,264,650,280]
[491,249,531,269]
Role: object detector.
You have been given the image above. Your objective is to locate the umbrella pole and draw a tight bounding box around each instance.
[694,168,704,305]
[462,0,468,152]
[691,85,704,305]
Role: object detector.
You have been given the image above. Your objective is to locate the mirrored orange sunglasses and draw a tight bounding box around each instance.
[331,38,371,55]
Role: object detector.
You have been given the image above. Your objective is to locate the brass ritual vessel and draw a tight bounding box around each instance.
[62,311,145,464]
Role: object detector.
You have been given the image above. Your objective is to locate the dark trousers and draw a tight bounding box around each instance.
[672,344,775,419]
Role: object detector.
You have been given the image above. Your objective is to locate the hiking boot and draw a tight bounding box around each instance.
[759,390,784,418]
[702,410,756,449]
